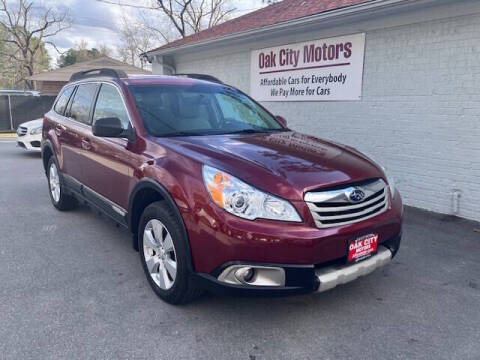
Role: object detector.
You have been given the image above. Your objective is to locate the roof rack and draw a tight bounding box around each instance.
[69,68,127,82]
[175,73,223,84]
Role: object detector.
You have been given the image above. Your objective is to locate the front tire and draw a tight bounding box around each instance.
[47,157,77,211]
[138,201,201,304]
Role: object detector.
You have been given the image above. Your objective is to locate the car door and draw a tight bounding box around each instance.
[82,82,138,216]
[61,82,99,189]
[49,85,75,173]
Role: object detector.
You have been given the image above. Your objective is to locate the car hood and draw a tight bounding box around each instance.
[20,119,42,128]
[160,131,385,200]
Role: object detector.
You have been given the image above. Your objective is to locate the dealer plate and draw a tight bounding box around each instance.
[348,233,378,263]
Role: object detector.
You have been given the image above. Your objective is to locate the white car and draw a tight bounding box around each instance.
[16,119,42,152]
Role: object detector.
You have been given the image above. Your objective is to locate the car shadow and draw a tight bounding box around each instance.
[14,150,42,159]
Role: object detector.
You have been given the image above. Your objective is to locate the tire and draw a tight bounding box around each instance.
[138,201,202,304]
[47,157,77,211]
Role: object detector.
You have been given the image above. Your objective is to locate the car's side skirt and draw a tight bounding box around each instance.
[62,174,129,229]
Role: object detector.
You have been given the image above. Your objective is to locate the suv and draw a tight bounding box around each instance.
[41,68,403,304]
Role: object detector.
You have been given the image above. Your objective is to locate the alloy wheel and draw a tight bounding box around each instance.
[49,162,60,203]
[143,219,177,290]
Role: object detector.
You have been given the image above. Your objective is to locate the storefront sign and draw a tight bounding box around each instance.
[250,33,365,101]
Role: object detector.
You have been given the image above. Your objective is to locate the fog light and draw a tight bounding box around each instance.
[234,267,255,283]
[218,265,285,287]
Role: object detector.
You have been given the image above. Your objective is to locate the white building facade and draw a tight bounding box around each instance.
[147,0,480,222]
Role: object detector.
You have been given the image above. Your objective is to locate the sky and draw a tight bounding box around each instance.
[27,0,266,67]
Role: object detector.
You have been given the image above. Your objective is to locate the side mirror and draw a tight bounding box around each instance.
[275,115,287,127]
[92,117,134,142]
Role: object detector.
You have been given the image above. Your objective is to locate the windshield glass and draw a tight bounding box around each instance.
[128,84,284,137]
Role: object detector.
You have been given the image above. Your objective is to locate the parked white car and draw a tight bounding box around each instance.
[16,119,42,152]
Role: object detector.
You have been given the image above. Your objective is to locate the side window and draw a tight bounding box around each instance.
[69,83,98,124]
[93,84,130,130]
[54,86,74,115]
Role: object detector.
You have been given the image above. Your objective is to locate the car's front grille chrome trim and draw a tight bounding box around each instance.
[305,179,389,228]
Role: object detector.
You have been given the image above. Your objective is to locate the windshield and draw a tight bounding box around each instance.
[128,84,284,137]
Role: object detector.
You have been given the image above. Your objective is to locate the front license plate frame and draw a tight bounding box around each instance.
[348,233,379,263]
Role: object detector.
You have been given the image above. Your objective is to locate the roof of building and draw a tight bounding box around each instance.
[27,56,150,82]
[147,0,373,54]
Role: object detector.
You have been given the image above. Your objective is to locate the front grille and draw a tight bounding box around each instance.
[305,179,388,228]
[17,126,27,136]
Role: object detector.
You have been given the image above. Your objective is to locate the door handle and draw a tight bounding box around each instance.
[81,137,91,150]
[55,124,66,136]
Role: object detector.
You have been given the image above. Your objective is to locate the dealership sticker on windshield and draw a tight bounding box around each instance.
[348,234,378,262]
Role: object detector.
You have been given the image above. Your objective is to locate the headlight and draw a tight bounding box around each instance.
[202,165,301,222]
[359,150,396,199]
[30,126,42,135]
[383,168,396,199]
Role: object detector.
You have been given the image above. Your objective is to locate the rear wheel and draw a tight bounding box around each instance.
[139,201,202,304]
[47,157,77,211]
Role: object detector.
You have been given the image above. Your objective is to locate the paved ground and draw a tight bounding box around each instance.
[0,143,479,360]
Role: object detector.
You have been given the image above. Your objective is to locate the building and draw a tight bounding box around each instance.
[27,57,150,95]
[145,0,480,222]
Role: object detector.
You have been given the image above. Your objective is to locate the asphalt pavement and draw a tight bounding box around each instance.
[0,142,479,360]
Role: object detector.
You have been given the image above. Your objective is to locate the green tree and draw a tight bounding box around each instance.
[57,41,111,68]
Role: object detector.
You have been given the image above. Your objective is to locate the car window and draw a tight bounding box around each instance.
[128,84,283,137]
[214,93,272,128]
[54,86,74,115]
[93,83,130,130]
[69,83,98,124]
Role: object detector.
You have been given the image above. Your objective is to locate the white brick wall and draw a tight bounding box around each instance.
[172,13,480,222]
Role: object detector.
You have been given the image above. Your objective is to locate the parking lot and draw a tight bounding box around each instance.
[0,142,479,360]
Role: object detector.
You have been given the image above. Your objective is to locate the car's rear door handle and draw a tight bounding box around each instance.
[81,137,91,150]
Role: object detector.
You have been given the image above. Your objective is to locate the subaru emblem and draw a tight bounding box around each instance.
[348,189,365,203]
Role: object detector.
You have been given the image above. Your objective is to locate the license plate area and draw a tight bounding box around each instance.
[348,233,378,263]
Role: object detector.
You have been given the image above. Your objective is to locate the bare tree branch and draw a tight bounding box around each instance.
[96,0,159,10]
[44,40,65,55]
[0,0,71,88]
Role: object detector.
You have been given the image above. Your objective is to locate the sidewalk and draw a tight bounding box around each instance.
[0,133,16,142]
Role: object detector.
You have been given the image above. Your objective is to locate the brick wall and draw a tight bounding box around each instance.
[36,81,66,95]
[173,13,480,222]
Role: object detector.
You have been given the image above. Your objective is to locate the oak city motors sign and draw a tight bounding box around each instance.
[250,33,366,101]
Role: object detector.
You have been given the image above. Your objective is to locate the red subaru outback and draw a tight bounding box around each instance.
[41,69,403,304]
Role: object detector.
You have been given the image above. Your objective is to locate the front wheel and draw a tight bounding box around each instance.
[139,201,201,304]
[47,157,77,211]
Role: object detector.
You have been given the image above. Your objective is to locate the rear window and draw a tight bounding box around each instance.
[54,86,74,115]
[68,83,98,124]
[128,84,282,137]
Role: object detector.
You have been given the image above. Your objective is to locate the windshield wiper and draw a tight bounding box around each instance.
[223,128,288,135]
[162,131,205,137]
[227,129,261,134]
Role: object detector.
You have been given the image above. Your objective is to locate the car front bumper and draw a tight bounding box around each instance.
[17,133,41,151]
[193,233,401,296]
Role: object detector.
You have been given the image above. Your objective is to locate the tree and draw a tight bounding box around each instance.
[118,17,156,69]
[98,0,235,39]
[100,0,234,68]
[154,0,235,37]
[0,0,70,88]
[57,41,112,68]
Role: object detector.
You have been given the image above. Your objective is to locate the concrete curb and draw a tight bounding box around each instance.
[0,133,17,138]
